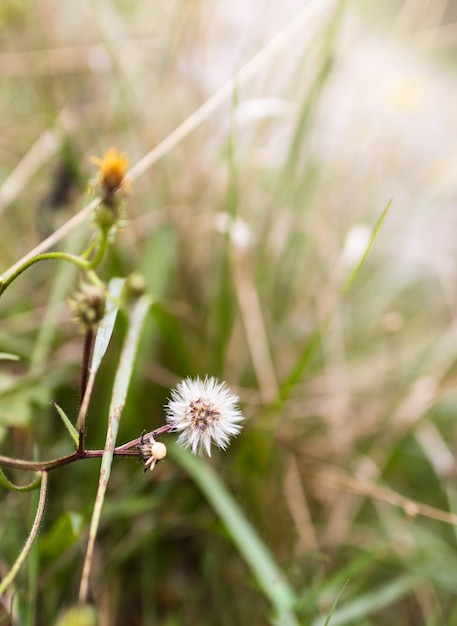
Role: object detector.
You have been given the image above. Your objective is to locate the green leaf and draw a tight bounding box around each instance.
[324,580,349,626]
[39,511,84,563]
[91,277,125,373]
[341,199,392,295]
[51,400,79,448]
[76,277,125,433]
[280,199,392,402]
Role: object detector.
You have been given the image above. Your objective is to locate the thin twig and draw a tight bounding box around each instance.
[79,328,95,452]
[0,428,170,473]
[0,471,49,595]
[80,328,94,402]
[311,467,457,527]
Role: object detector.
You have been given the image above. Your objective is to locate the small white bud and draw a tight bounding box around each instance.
[138,435,167,472]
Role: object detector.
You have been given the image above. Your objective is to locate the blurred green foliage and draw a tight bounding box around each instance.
[1,1,457,625]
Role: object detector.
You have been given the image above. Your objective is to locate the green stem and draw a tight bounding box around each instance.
[86,231,108,270]
[81,234,100,260]
[0,470,49,596]
[86,270,107,289]
[0,252,90,297]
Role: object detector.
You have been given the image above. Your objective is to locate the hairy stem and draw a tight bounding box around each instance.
[0,471,49,595]
[0,427,171,472]
[78,328,95,453]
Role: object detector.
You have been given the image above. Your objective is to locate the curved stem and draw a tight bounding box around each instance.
[86,231,108,270]
[0,471,49,595]
[0,252,90,297]
[81,234,100,260]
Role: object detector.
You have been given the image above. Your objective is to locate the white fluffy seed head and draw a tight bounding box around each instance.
[165,376,244,456]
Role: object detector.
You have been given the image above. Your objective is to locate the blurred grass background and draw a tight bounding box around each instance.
[2,0,457,624]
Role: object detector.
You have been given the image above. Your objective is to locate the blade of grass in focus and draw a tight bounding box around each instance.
[79,294,151,603]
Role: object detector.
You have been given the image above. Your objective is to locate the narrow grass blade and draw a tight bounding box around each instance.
[282,1,345,192]
[279,313,332,403]
[341,199,392,296]
[323,580,349,626]
[170,445,299,626]
[280,200,392,402]
[79,295,151,603]
[311,574,419,626]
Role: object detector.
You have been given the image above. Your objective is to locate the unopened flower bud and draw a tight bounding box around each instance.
[68,282,106,329]
[138,434,167,472]
[123,272,146,302]
[90,148,128,197]
[90,148,129,236]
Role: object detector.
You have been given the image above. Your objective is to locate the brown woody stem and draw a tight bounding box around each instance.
[0,426,173,473]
